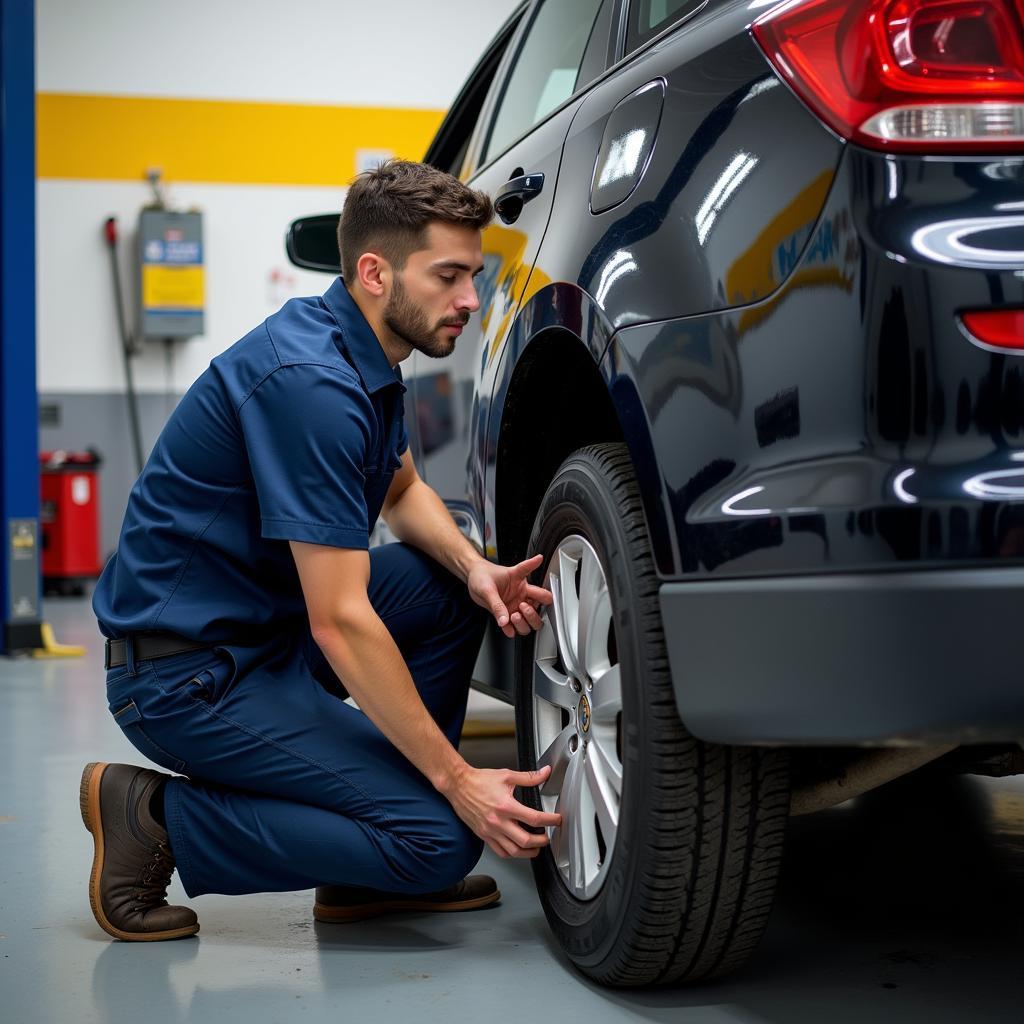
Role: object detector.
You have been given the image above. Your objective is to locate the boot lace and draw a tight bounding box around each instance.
[134,840,175,910]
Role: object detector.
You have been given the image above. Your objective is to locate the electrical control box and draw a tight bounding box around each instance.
[138,208,204,340]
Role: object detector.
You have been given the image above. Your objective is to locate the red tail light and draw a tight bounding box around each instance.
[960,308,1024,349]
[752,0,1024,151]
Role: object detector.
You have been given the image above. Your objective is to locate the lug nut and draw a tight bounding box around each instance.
[569,734,579,753]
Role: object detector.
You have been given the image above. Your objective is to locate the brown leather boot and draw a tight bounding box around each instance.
[314,875,500,923]
[80,762,199,941]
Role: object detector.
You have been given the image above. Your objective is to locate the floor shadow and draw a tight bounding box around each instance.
[508,770,1024,1022]
[780,770,1023,933]
[312,918,461,953]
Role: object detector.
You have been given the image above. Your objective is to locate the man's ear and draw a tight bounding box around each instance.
[356,251,389,298]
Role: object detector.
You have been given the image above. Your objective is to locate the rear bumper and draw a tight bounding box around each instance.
[660,566,1024,746]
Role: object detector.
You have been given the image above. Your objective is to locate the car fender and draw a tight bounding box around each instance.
[480,279,672,575]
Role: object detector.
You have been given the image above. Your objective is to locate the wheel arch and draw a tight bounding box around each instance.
[488,282,676,573]
[493,324,623,566]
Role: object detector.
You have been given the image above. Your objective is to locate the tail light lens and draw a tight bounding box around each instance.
[752,0,1024,151]
[960,308,1024,349]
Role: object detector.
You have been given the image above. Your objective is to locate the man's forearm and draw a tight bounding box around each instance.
[383,478,484,582]
[315,604,468,796]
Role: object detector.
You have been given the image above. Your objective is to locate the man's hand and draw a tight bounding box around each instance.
[381,452,552,638]
[442,763,562,859]
[468,554,553,638]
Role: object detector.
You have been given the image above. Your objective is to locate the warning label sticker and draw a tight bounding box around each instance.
[142,265,205,311]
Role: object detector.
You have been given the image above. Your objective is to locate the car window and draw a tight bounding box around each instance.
[483,0,606,164]
[424,8,525,178]
[626,0,704,53]
[576,0,619,93]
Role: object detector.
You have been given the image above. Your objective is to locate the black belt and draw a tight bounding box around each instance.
[104,632,212,670]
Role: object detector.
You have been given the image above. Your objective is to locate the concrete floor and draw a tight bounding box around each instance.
[3,597,1024,1023]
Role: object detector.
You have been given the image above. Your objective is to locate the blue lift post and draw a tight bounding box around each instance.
[1,0,43,653]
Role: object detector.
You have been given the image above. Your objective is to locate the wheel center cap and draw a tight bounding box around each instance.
[577,693,591,734]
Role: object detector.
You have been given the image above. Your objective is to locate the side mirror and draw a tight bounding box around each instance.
[286,214,341,273]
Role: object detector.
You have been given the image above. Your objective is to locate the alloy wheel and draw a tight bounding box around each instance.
[533,534,623,900]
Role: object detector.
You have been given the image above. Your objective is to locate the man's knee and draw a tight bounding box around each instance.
[401,817,483,894]
[438,834,484,892]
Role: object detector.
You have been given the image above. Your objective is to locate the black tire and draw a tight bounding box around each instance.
[515,443,789,987]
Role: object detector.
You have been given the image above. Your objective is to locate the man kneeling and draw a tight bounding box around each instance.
[82,160,558,940]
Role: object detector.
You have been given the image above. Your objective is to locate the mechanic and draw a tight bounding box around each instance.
[80,159,560,942]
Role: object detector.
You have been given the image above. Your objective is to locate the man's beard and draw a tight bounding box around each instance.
[383,275,468,359]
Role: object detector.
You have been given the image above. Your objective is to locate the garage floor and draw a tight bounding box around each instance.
[3,597,1023,1022]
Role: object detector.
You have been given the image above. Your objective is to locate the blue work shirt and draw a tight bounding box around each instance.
[93,278,408,644]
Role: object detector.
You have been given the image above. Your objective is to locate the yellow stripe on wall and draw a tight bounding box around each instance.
[37,93,445,186]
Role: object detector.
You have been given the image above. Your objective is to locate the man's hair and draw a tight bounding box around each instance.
[338,160,492,281]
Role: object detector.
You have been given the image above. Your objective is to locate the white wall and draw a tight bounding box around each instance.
[36,0,520,396]
[38,179,342,393]
[38,0,512,109]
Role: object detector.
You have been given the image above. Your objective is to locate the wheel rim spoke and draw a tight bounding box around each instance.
[534,600,559,663]
[533,659,576,711]
[548,573,581,680]
[590,726,623,796]
[561,546,583,671]
[590,664,622,722]
[537,723,575,795]
[577,546,611,680]
[585,750,619,845]
[555,751,587,891]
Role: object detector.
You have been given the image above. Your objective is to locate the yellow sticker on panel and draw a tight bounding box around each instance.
[142,265,205,311]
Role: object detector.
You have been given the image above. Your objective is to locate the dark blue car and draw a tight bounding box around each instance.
[289,0,1024,986]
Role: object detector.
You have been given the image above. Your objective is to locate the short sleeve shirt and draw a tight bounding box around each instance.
[92,278,408,644]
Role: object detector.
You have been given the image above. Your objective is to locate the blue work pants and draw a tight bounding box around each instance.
[103,543,488,897]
